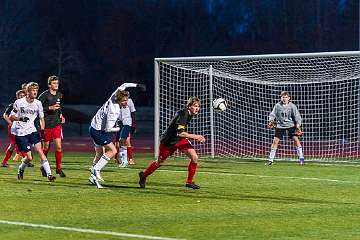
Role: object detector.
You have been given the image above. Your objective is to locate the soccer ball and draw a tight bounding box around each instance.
[212,98,227,112]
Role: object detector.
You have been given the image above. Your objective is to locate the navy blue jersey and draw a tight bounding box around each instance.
[160,108,193,146]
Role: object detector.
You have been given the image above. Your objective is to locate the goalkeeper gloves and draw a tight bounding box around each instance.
[19,117,29,122]
[267,121,276,129]
[295,127,304,137]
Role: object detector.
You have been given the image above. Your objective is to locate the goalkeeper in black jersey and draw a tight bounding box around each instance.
[138,96,205,189]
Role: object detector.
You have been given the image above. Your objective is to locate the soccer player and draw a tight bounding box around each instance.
[138,96,205,189]
[10,82,56,181]
[88,90,130,189]
[266,91,304,165]
[116,97,137,167]
[38,75,66,177]
[1,90,26,167]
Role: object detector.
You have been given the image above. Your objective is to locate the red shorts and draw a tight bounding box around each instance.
[7,124,16,144]
[158,138,194,161]
[44,125,63,142]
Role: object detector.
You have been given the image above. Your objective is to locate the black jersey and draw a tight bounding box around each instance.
[4,103,14,116]
[38,89,63,128]
[160,108,194,146]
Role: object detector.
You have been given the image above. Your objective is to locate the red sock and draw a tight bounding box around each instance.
[143,161,159,177]
[186,161,198,183]
[20,151,26,158]
[127,146,133,160]
[2,148,13,164]
[15,145,20,154]
[55,150,62,171]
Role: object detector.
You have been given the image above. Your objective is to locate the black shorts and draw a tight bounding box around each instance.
[274,127,297,140]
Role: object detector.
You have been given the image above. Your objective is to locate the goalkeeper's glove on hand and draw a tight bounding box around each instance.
[267,121,275,129]
[19,117,29,122]
[295,127,304,137]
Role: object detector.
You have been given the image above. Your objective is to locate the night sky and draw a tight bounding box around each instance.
[0,0,358,106]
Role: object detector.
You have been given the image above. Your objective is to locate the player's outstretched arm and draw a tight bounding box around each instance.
[178,131,205,143]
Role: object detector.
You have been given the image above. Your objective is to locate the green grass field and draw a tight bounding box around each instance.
[1,152,360,240]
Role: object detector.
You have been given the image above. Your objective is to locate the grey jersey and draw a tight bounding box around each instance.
[268,102,301,129]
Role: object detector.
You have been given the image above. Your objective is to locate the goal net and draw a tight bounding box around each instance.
[154,51,360,161]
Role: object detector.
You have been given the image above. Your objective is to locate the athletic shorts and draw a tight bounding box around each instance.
[275,127,297,140]
[116,125,131,140]
[15,132,41,152]
[44,124,63,142]
[89,126,113,146]
[7,124,16,145]
[158,138,194,161]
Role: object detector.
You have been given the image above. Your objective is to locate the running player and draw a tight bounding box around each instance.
[138,96,205,189]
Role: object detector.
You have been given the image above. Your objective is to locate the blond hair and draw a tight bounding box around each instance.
[26,82,39,92]
[187,96,200,107]
[115,90,129,103]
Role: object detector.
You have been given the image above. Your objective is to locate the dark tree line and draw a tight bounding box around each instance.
[0,0,358,105]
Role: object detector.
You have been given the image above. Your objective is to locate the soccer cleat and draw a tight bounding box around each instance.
[27,162,34,168]
[118,160,128,168]
[128,159,136,165]
[185,182,200,189]
[265,160,273,166]
[56,169,66,177]
[89,175,103,189]
[47,175,56,182]
[1,163,9,168]
[40,166,47,177]
[138,171,146,188]
[17,167,24,180]
[89,167,104,182]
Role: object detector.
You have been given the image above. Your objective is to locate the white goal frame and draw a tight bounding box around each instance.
[154,51,360,160]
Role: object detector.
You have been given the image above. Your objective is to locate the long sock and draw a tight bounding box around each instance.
[296,146,304,160]
[2,148,13,164]
[41,160,52,176]
[15,145,20,154]
[127,146,133,160]
[120,146,128,163]
[19,158,29,171]
[114,145,119,161]
[55,150,62,171]
[94,154,110,171]
[143,161,159,177]
[186,161,198,183]
[269,148,277,162]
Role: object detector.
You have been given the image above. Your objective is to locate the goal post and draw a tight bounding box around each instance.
[154,51,360,161]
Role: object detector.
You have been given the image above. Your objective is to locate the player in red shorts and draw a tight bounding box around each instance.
[38,75,66,177]
[138,96,205,189]
[1,90,26,167]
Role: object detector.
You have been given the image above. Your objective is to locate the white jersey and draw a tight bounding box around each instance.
[91,96,121,132]
[119,98,136,126]
[10,97,44,136]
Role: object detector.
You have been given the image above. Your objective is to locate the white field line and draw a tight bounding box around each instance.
[0,220,183,240]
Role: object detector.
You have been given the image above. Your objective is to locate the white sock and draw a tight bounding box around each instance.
[19,158,28,170]
[296,146,304,159]
[94,154,110,171]
[120,146,128,163]
[41,160,52,176]
[269,148,277,162]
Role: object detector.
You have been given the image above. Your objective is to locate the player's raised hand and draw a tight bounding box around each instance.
[137,84,146,91]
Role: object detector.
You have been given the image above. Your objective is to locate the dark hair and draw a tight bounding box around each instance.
[280,91,290,97]
[48,75,59,85]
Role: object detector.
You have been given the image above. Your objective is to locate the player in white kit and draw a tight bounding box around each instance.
[10,82,56,181]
